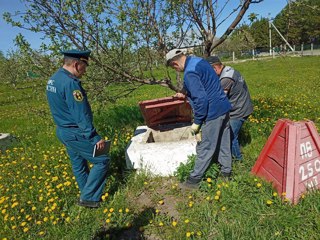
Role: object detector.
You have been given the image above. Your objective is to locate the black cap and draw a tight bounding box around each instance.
[61,49,91,65]
[206,56,221,65]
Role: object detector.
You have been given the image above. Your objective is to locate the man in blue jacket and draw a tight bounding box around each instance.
[166,49,232,189]
[46,49,109,208]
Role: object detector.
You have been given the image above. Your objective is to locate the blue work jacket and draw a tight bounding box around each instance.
[183,56,231,125]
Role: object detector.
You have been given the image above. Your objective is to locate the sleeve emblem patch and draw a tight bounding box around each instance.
[73,90,84,101]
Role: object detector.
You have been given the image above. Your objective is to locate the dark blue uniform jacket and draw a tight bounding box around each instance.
[46,68,101,145]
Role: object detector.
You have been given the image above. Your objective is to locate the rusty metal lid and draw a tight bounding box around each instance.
[139,97,192,129]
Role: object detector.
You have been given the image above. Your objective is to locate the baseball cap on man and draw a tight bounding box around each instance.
[165,49,185,65]
[61,49,91,65]
[206,56,221,65]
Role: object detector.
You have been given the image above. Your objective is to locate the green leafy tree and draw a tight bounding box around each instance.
[249,17,269,48]
[272,0,320,46]
[3,0,263,100]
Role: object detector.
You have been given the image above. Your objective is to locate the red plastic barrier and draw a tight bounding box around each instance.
[252,119,320,204]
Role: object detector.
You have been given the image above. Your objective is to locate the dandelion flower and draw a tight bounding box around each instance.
[172,221,177,227]
[266,200,273,205]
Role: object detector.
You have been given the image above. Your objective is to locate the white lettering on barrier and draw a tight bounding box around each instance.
[300,141,313,159]
[299,159,320,181]
[305,176,319,189]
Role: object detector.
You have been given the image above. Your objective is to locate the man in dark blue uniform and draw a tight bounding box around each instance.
[46,49,109,208]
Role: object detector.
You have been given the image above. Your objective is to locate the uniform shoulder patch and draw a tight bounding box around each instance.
[73,90,84,102]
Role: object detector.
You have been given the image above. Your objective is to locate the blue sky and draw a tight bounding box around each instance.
[0,0,288,54]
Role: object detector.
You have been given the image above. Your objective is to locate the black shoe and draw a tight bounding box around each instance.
[220,172,232,181]
[78,199,100,208]
[179,177,201,191]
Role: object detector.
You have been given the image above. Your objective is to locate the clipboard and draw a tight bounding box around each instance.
[92,140,111,157]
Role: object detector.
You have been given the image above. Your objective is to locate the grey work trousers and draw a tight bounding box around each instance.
[190,113,232,180]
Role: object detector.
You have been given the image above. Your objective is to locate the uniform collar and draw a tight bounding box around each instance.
[60,67,80,81]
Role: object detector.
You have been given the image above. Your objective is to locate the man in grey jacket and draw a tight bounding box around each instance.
[207,56,253,161]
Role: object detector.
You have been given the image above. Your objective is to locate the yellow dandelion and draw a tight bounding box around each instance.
[125,208,130,213]
[23,228,29,233]
[214,195,220,200]
[207,178,212,183]
[158,200,164,205]
[172,221,177,227]
[103,208,108,213]
[109,208,114,213]
[186,232,191,237]
[106,219,111,223]
[273,192,278,197]
[266,200,273,205]
[256,183,262,188]
[221,206,226,211]
[159,222,164,226]
[184,219,190,224]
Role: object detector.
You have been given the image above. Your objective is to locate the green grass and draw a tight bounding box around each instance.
[0,56,320,239]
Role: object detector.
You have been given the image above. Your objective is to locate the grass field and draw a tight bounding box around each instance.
[0,56,320,240]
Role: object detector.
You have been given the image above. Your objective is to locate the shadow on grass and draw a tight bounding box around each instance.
[92,207,155,240]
